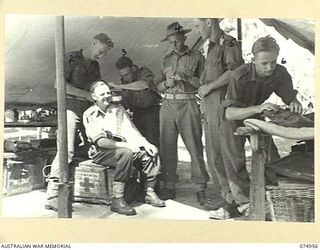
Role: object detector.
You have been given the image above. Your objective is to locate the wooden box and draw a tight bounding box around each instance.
[2,150,55,196]
[2,155,34,196]
[73,160,113,205]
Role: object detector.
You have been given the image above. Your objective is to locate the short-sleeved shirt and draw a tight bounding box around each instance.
[121,65,160,111]
[83,104,145,145]
[160,46,204,94]
[223,63,298,110]
[65,50,101,92]
[200,31,244,94]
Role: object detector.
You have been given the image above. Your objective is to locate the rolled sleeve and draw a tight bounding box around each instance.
[83,112,105,144]
[222,74,245,108]
[140,66,157,90]
[222,99,244,108]
[140,66,155,82]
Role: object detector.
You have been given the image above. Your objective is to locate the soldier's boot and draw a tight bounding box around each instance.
[111,181,136,216]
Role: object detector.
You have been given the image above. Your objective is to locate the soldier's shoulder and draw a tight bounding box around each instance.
[223,33,237,42]
[139,65,154,79]
[66,50,82,62]
[83,105,97,119]
[232,63,251,80]
[275,64,289,74]
[274,64,291,79]
[140,65,153,73]
[221,34,239,48]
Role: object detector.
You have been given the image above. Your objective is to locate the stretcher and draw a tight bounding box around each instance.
[236,119,314,221]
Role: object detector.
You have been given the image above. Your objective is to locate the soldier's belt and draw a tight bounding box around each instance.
[164,93,196,100]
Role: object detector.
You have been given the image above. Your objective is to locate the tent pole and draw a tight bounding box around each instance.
[55,16,72,218]
[237,18,242,51]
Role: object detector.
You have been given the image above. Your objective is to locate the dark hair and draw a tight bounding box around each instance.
[252,35,280,55]
[115,56,133,70]
[89,80,108,93]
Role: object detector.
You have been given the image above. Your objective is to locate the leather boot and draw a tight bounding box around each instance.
[196,191,222,210]
[111,181,136,216]
[111,197,136,216]
[145,188,166,207]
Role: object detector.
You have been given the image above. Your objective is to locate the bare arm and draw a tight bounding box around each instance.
[156,80,171,93]
[108,80,149,91]
[198,70,232,98]
[55,81,92,101]
[96,137,141,152]
[226,103,280,121]
[226,106,261,121]
[96,137,125,149]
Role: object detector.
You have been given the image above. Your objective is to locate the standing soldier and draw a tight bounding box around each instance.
[45,33,114,211]
[193,18,247,219]
[156,22,210,204]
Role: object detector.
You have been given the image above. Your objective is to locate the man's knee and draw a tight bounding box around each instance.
[118,148,134,160]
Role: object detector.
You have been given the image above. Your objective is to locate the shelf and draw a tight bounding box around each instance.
[4,121,57,127]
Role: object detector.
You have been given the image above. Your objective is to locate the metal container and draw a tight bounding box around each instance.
[4,109,16,122]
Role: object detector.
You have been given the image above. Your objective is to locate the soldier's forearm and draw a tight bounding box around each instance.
[226,106,260,121]
[156,80,168,93]
[113,80,149,90]
[65,82,90,100]
[96,137,129,149]
[202,70,232,92]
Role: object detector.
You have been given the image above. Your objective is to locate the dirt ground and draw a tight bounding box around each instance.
[169,136,296,214]
[2,133,298,220]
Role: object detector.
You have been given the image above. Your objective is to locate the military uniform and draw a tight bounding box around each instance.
[120,65,161,147]
[83,104,160,185]
[46,50,101,209]
[221,63,298,204]
[224,63,297,108]
[159,46,209,191]
[200,31,247,205]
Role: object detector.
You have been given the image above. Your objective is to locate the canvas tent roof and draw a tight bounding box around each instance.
[4,15,315,106]
[260,18,314,54]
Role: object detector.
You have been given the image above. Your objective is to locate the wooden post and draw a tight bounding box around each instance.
[55,16,72,218]
[249,133,266,221]
[237,18,242,51]
[236,126,266,221]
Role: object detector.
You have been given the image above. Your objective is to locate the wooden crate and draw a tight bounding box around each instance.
[2,155,34,196]
[73,160,113,205]
[3,150,53,196]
